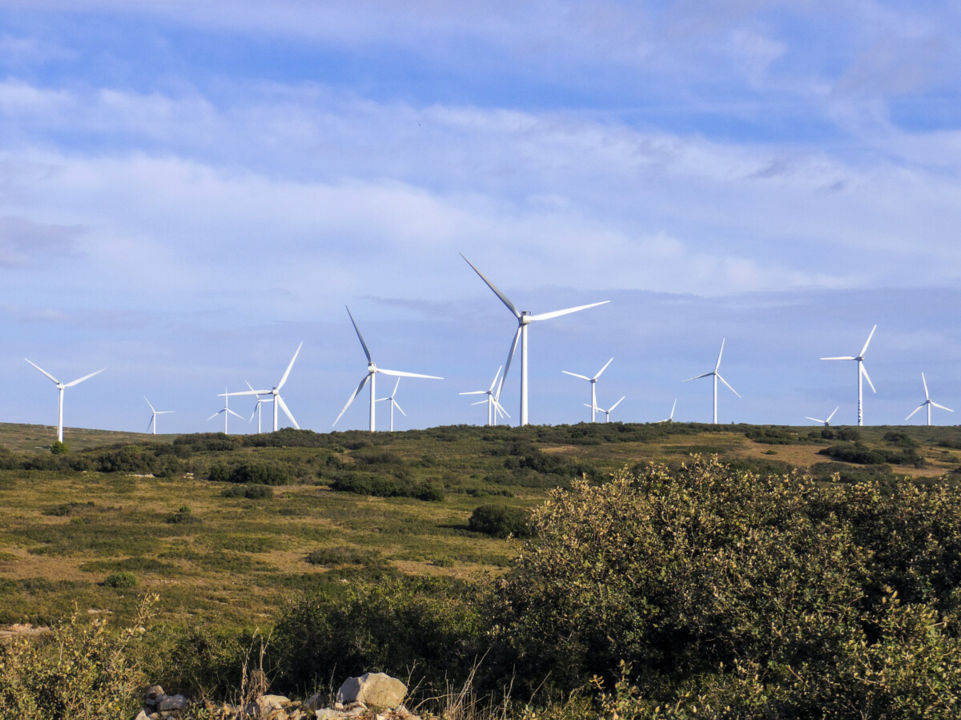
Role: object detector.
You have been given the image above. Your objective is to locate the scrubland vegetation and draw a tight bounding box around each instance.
[3,421,961,717]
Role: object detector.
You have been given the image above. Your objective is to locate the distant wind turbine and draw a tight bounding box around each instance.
[221,343,303,432]
[587,395,625,423]
[25,359,105,443]
[821,325,877,427]
[660,398,677,423]
[334,307,443,432]
[905,372,953,426]
[376,378,406,432]
[461,253,609,426]
[805,406,839,427]
[208,386,245,434]
[684,338,740,424]
[563,358,613,423]
[460,366,510,427]
[144,396,174,435]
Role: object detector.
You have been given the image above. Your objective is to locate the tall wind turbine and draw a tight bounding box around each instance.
[25,359,105,443]
[906,372,953,426]
[460,366,509,427]
[805,406,839,426]
[461,254,609,426]
[684,338,740,424]
[821,325,877,427]
[376,378,406,432]
[221,343,302,432]
[587,395,625,423]
[208,386,245,434]
[563,358,613,422]
[144,397,174,435]
[334,307,443,432]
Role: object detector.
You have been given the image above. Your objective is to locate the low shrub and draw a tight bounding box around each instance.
[468,504,531,538]
[165,506,200,524]
[220,484,274,499]
[102,571,138,588]
[329,473,444,501]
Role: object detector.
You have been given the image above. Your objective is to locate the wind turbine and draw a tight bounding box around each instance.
[376,378,406,432]
[460,366,510,427]
[821,325,877,427]
[244,381,274,434]
[25,359,105,443]
[684,338,740,424]
[660,398,677,423]
[906,372,953,426]
[461,254,609,426]
[334,307,443,432]
[208,386,245,434]
[221,343,302,432]
[563,358,613,423]
[805,406,839,426]
[587,395,625,423]
[144,397,174,435]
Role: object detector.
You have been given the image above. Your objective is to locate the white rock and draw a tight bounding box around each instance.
[156,694,188,712]
[336,672,407,708]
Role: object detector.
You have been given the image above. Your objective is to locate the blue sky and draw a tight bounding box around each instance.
[2,1,961,434]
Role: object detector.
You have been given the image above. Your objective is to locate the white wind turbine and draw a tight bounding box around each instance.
[684,338,740,424]
[334,307,443,432]
[821,325,877,427]
[245,381,274,434]
[461,254,609,426]
[376,378,406,432]
[25,359,105,443]
[221,343,302,432]
[660,398,677,423]
[208,386,245,434]
[144,397,174,435]
[805,406,839,426]
[905,372,953,426]
[563,358,613,423]
[460,366,510,427]
[587,395,625,423]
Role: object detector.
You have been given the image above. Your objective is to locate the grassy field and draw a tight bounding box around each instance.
[0,420,959,633]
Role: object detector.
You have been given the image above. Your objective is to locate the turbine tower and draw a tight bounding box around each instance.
[563,358,613,422]
[684,338,740,424]
[587,395,625,423]
[805,406,839,427]
[334,307,443,432]
[144,396,174,435]
[208,386,245,434]
[821,325,877,427]
[461,254,609,426]
[221,343,302,432]
[906,372,953,426]
[25,359,105,443]
[460,366,510,427]
[376,378,406,432]
[245,381,274,434]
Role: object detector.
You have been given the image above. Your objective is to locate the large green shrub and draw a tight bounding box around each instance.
[468,504,531,538]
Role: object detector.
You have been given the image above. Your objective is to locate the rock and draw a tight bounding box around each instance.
[260,695,292,710]
[133,711,150,720]
[156,694,188,712]
[336,672,407,709]
[315,710,344,720]
[144,685,165,707]
[303,693,324,711]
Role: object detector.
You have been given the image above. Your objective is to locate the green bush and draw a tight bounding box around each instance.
[329,473,444,501]
[49,441,69,455]
[164,506,200,524]
[468,504,531,538]
[208,462,291,486]
[102,571,138,588]
[220,483,274,499]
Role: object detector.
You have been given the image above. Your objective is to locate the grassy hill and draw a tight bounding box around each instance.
[0,420,959,632]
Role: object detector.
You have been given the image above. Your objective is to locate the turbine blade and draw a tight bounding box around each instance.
[861,363,877,393]
[472,399,487,406]
[715,338,725,372]
[207,411,220,421]
[562,371,591,381]
[670,398,677,419]
[227,408,245,420]
[144,396,156,412]
[219,389,264,397]
[147,416,154,433]
[391,378,401,396]
[593,357,614,380]
[158,410,174,415]
[494,400,510,419]
[805,417,824,424]
[717,373,741,398]
[922,372,930,400]
[377,368,443,380]
[460,253,521,319]
[487,365,503,394]
[460,390,486,396]
[394,400,406,416]
[826,406,839,423]
[609,396,625,411]
[932,402,954,413]
[905,405,923,421]
[683,372,713,382]
[498,326,521,400]
[821,356,856,361]
[345,306,373,363]
[64,368,105,388]
[527,300,610,323]
[277,341,303,390]
[333,374,370,426]
[25,358,60,385]
[859,324,877,357]
[276,395,300,429]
